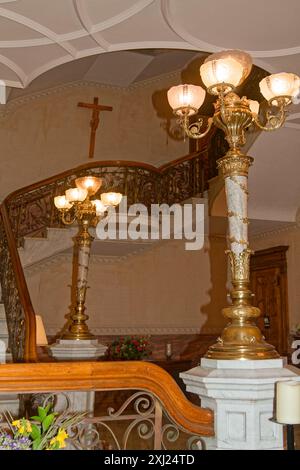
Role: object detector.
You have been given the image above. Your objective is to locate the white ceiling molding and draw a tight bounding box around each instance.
[75,0,156,35]
[162,0,300,58]
[0,6,77,56]
[0,0,296,88]
[72,0,110,51]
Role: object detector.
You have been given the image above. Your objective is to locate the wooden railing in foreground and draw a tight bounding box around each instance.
[0,361,214,450]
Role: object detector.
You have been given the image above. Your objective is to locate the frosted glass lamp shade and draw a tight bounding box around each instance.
[167,84,206,115]
[35,315,48,346]
[101,192,122,207]
[54,195,73,210]
[65,187,87,203]
[200,57,244,94]
[204,50,252,86]
[259,73,300,104]
[75,176,102,196]
[248,99,259,116]
[92,199,107,215]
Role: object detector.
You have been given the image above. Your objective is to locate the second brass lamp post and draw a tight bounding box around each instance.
[168,50,299,360]
[54,176,122,340]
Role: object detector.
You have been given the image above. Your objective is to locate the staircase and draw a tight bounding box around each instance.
[0,142,216,362]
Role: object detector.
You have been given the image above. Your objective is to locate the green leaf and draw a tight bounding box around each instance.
[44,404,51,415]
[30,424,41,440]
[32,438,42,450]
[30,415,42,422]
[38,406,47,420]
[42,413,55,432]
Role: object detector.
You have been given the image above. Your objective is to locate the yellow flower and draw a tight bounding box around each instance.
[50,428,68,449]
[26,421,32,433]
[12,419,32,435]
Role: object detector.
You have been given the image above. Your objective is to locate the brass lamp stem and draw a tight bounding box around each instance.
[62,211,96,340]
[205,92,279,359]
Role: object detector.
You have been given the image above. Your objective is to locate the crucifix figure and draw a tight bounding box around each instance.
[78,97,113,159]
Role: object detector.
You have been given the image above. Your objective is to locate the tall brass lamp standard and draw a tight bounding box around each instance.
[168,50,300,360]
[54,176,122,340]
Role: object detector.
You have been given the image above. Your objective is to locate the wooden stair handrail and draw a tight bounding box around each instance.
[4,152,203,204]
[0,361,214,437]
[0,204,37,362]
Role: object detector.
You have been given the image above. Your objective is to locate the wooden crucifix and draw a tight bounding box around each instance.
[78,97,113,159]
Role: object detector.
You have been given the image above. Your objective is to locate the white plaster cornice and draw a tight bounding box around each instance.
[0,70,182,118]
[250,223,299,240]
[46,325,204,336]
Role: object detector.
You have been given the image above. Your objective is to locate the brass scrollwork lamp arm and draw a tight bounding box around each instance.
[180,113,214,140]
[253,101,286,132]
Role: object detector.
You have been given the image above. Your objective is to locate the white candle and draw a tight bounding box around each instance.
[276,381,300,424]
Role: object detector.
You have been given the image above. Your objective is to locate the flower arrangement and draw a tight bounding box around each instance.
[106,336,151,361]
[0,404,85,450]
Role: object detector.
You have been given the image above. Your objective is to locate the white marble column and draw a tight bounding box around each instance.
[181,358,300,450]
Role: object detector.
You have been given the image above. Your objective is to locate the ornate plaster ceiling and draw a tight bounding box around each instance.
[0,0,299,89]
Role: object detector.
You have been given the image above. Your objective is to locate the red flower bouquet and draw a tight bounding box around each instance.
[106,336,151,361]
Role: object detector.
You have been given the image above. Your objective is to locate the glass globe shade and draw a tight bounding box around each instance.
[200,57,244,94]
[204,50,252,86]
[75,176,102,196]
[167,84,206,115]
[248,99,259,116]
[65,187,87,203]
[259,73,300,103]
[92,199,107,215]
[54,195,73,210]
[101,192,122,207]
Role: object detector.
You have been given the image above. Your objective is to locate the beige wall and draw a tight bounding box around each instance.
[0,74,187,201]
[25,236,228,337]
[251,227,300,329]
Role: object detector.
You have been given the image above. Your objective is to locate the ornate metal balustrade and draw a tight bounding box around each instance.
[0,206,36,362]
[0,362,214,450]
[11,390,205,450]
[6,152,212,246]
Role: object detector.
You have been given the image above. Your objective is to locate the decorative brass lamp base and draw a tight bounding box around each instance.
[205,318,279,360]
[205,280,280,360]
[61,299,95,340]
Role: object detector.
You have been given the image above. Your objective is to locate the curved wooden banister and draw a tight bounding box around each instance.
[4,152,201,204]
[0,205,37,362]
[0,361,214,437]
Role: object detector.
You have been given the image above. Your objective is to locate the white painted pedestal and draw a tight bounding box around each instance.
[49,339,107,360]
[180,358,300,450]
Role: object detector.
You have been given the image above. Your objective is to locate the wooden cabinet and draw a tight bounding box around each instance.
[250,246,289,356]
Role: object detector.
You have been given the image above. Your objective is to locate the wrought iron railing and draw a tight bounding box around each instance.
[0,132,216,361]
[0,362,214,450]
[6,153,212,246]
[0,206,36,362]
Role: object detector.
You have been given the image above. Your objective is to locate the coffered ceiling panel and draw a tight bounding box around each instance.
[165,0,300,55]
[4,0,84,34]
[0,0,297,88]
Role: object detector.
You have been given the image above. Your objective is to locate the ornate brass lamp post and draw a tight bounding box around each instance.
[168,50,299,360]
[54,176,122,340]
